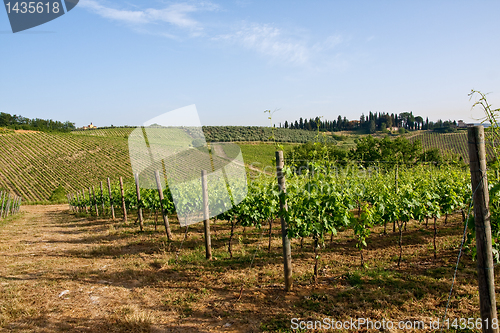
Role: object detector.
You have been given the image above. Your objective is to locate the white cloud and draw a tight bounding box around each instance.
[215,23,311,65]
[146,4,200,29]
[79,0,217,34]
[215,23,345,67]
[79,1,347,69]
[79,0,147,24]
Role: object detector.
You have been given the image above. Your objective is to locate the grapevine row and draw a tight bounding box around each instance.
[68,161,474,274]
[0,191,22,219]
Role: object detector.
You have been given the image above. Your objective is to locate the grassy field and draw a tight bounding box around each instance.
[0,205,492,332]
[238,143,295,171]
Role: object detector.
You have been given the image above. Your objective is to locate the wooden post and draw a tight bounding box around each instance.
[76,192,80,213]
[9,197,14,216]
[17,197,22,214]
[66,194,71,210]
[119,177,127,223]
[395,163,398,193]
[4,194,9,217]
[5,195,10,218]
[9,196,14,216]
[5,195,11,218]
[92,186,99,216]
[134,173,143,231]
[12,197,21,214]
[201,170,212,260]
[107,178,115,220]
[88,187,93,215]
[79,192,84,213]
[0,192,5,218]
[100,181,105,215]
[394,164,398,233]
[276,151,293,291]
[15,197,19,214]
[11,197,17,215]
[83,188,88,213]
[468,126,499,333]
[155,171,172,240]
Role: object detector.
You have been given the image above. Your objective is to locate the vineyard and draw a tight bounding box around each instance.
[57,155,500,331]
[71,127,135,138]
[408,130,499,163]
[2,127,500,330]
[201,126,336,143]
[0,191,21,219]
[0,130,132,202]
[0,129,294,202]
[0,126,495,204]
[73,126,336,144]
[69,161,476,267]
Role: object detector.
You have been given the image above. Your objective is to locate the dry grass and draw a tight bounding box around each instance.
[0,205,496,332]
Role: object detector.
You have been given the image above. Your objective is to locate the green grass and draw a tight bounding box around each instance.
[0,212,23,227]
[48,185,67,203]
[239,143,295,170]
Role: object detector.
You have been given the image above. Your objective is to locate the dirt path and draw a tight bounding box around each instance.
[0,205,155,332]
[0,206,492,332]
[0,206,293,332]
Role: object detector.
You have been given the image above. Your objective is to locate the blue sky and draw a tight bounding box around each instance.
[1,0,499,128]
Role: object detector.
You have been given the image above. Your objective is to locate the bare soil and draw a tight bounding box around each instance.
[0,205,496,332]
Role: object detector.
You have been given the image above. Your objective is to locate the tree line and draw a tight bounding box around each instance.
[0,112,75,132]
[286,136,453,170]
[281,112,459,133]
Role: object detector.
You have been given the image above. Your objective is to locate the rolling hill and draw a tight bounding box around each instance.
[0,130,132,202]
[407,130,498,163]
[0,127,489,202]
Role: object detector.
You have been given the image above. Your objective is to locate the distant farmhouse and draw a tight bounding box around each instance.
[457,120,473,128]
[82,122,97,130]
